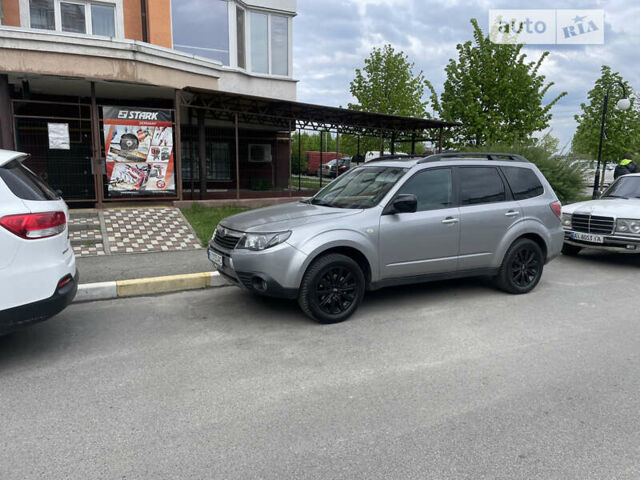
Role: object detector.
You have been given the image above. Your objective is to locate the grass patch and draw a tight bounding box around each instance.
[181,204,251,247]
[290,175,332,190]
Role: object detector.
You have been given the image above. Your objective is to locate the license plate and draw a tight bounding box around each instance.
[571,232,604,244]
[208,249,223,267]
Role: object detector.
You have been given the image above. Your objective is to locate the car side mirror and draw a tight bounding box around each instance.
[387,194,418,214]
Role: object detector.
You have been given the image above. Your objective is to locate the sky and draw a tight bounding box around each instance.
[292,0,640,151]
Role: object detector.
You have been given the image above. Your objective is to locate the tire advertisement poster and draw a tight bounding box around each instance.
[103,107,175,196]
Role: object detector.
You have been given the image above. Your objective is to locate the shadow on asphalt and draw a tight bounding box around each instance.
[569,250,640,268]
[0,320,71,368]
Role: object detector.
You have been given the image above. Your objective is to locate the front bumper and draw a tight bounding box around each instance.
[563,230,640,253]
[208,242,303,299]
[0,271,79,334]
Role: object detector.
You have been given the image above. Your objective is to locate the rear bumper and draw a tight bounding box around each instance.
[0,272,79,334]
[563,230,640,253]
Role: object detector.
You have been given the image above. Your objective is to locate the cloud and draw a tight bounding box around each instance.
[293,0,640,149]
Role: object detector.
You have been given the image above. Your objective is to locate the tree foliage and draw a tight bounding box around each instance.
[349,44,428,118]
[572,65,640,162]
[429,18,566,148]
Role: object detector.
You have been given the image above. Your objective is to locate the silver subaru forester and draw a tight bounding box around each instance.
[208,153,564,323]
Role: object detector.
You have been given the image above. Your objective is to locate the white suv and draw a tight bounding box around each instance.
[0,150,77,334]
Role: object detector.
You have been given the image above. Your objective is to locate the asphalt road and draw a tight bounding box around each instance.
[2,252,640,479]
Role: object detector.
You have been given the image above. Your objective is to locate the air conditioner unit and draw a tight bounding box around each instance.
[248,144,272,163]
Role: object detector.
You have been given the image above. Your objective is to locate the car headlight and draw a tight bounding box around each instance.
[236,231,292,251]
[616,219,640,235]
[561,213,572,227]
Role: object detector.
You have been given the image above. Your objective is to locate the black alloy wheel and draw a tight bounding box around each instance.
[510,245,540,288]
[315,266,357,316]
[298,254,365,323]
[496,238,544,294]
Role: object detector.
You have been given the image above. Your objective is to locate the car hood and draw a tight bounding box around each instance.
[563,198,640,219]
[220,201,363,232]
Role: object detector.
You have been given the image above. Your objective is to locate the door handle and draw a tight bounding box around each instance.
[505,210,520,217]
[442,217,459,225]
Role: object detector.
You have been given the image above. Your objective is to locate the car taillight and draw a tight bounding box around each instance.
[550,201,562,219]
[0,211,66,239]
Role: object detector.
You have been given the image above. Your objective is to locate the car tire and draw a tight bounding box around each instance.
[298,254,365,324]
[561,244,582,256]
[495,238,544,294]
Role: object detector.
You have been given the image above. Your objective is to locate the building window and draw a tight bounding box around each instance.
[172,0,229,65]
[29,0,55,30]
[29,0,116,37]
[270,15,288,76]
[60,2,86,34]
[250,11,268,74]
[236,6,245,70]
[91,4,115,37]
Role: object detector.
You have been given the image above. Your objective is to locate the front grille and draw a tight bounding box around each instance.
[213,231,242,250]
[571,214,614,234]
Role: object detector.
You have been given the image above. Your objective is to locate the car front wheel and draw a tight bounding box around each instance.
[495,238,544,294]
[298,254,365,324]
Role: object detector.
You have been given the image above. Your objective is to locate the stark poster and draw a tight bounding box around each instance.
[103,107,175,195]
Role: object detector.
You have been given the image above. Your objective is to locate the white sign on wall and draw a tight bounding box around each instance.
[47,123,70,150]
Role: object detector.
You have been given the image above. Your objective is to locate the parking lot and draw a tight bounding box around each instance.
[2,252,640,479]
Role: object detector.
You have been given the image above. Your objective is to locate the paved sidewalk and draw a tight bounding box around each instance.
[76,248,210,284]
[69,207,201,258]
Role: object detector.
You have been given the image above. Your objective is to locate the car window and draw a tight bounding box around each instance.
[397,168,453,211]
[0,159,59,201]
[602,176,640,198]
[459,167,506,205]
[311,166,408,209]
[501,166,544,200]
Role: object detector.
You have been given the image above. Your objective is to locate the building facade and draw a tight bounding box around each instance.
[0,0,298,204]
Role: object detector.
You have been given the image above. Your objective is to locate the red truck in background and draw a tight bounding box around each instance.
[305,151,349,176]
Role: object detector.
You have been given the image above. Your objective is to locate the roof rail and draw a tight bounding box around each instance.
[366,154,428,163]
[417,152,530,164]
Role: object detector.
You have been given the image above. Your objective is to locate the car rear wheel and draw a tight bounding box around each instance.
[298,254,365,324]
[495,238,544,294]
[561,243,582,256]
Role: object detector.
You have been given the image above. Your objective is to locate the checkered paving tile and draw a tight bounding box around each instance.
[104,208,202,254]
[68,216,100,228]
[72,243,106,257]
[70,229,103,243]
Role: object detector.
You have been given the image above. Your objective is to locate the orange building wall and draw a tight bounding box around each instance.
[1,0,21,27]
[123,0,144,41]
[146,0,173,49]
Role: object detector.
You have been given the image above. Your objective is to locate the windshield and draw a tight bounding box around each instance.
[310,166,408,209]
[602,176,640,199]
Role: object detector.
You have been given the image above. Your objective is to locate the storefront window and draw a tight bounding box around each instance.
[91,4,115,37]
[271,15,288,76]
[30,0,55,30]
[61,2,86,34]
[250,12,268,74]
[172,0,229,65]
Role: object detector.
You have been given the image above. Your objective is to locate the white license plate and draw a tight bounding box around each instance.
[571,232,604,244]
[208,249,223,267]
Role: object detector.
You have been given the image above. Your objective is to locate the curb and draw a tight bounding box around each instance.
[74,271,229,303]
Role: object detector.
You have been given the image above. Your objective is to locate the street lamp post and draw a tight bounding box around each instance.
[592,81,631,198]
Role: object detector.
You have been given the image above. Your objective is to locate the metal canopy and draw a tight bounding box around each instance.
[179,88,459,140]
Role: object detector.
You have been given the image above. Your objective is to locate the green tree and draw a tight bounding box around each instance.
[572,65,640,163]
[429,18,566,147]
[349,44,428,118]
